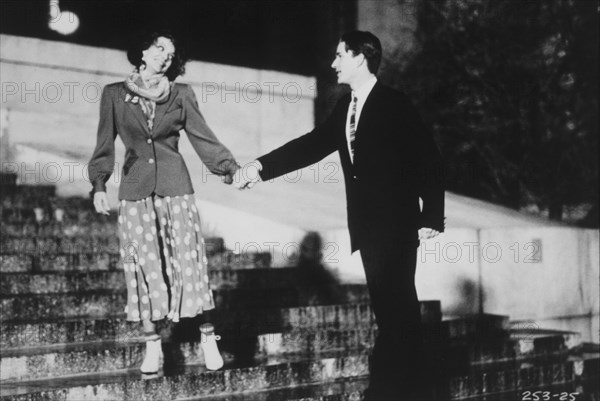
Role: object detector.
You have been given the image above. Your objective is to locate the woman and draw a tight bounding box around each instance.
[89,31,238,375]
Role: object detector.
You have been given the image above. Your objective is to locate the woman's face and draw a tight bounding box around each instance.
[141,36,175,75]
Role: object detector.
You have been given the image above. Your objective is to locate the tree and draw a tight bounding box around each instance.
[389,0,598,223]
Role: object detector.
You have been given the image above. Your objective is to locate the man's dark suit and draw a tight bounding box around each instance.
[257,82,445,399]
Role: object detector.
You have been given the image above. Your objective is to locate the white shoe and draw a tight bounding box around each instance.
[140,335,163,374]
[200,323,224,371]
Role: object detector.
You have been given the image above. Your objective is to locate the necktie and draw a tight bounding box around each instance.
[349,96,358,160]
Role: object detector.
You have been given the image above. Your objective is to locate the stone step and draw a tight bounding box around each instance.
[0,221,116,239]
[0,233,138,251]
[0,248,271,273]
[0,196,116,227]
[1,321,569,381]
[1,196,88,212]
[0,349,371,399]
[450,380,582,401]
[0,303,377,348]
[447,358,585,400]
[256,328,575,364]
[1,268,312,294]
[1,302,448,349]
[0,252,121,273]
[441,333,581,376]
[0,194,96,219]
[1,235,120,255]
[1,349,591,400]
[283,381,584,401]
[188,377,368,401]
[0,173,18,188]
[0,325,383,381]
[207,249,273,270]
[1,339,241,381]
[443,314,510,340]
[0,235,225,257]
[0,285,371,321]
[1,323,447,374]
[1,204,117,226]
[0,184,56,202]
[1,375,365,401]
[3,266,312,300]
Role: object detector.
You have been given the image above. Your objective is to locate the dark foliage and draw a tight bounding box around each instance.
[388,0,598,224]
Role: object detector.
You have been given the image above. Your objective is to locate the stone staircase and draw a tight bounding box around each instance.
[0,173,598,401]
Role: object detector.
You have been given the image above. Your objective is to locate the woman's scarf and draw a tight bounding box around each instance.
[125,69,172,130]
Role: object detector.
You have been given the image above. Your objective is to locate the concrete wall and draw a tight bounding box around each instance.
[416,227,599,318]
[415,226,599,342]
[479,227,599,319]
[0,34,316,164]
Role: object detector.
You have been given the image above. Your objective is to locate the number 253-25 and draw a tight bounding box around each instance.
[522,391,579,401]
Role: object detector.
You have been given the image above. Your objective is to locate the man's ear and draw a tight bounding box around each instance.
[356,53,367,68]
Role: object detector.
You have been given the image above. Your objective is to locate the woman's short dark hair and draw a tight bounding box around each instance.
[127,30,187,81]
[340,31,382,74]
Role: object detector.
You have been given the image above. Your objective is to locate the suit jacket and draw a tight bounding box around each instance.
[257,82,445,252]
[88,82,235,201]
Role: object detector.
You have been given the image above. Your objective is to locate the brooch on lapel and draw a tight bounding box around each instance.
[124,93,140,104]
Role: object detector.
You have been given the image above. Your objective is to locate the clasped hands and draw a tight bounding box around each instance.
[229,160,262,190]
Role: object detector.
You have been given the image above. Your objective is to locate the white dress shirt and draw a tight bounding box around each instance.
[346,76,378,162]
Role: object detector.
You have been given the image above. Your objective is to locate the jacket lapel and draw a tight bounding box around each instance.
[121,82,151,135]
[152,87,178,133]
[338,94,352,162]
[354,82,381,136]
[125,100,151,135]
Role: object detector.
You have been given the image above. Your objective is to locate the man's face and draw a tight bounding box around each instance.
[331,41,361,85]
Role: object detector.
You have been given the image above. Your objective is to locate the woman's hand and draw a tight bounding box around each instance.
[218,160,241,185]
[93,191,110,215]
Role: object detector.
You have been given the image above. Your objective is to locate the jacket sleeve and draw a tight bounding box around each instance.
[257,101,340,181]
[88,85,118,195]
[417,132,445,232]
[404,98,445,232]
[182,84,237,175]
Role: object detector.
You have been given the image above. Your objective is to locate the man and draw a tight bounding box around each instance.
[234,31,444,400]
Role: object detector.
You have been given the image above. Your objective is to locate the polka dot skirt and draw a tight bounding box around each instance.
[118,194,215,322]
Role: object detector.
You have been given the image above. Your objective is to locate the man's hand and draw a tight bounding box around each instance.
[93,191,110,215]
[418,227,440,240]
[233,160,262,190]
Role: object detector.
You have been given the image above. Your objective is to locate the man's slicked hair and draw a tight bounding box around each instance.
[341,31,382,74]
